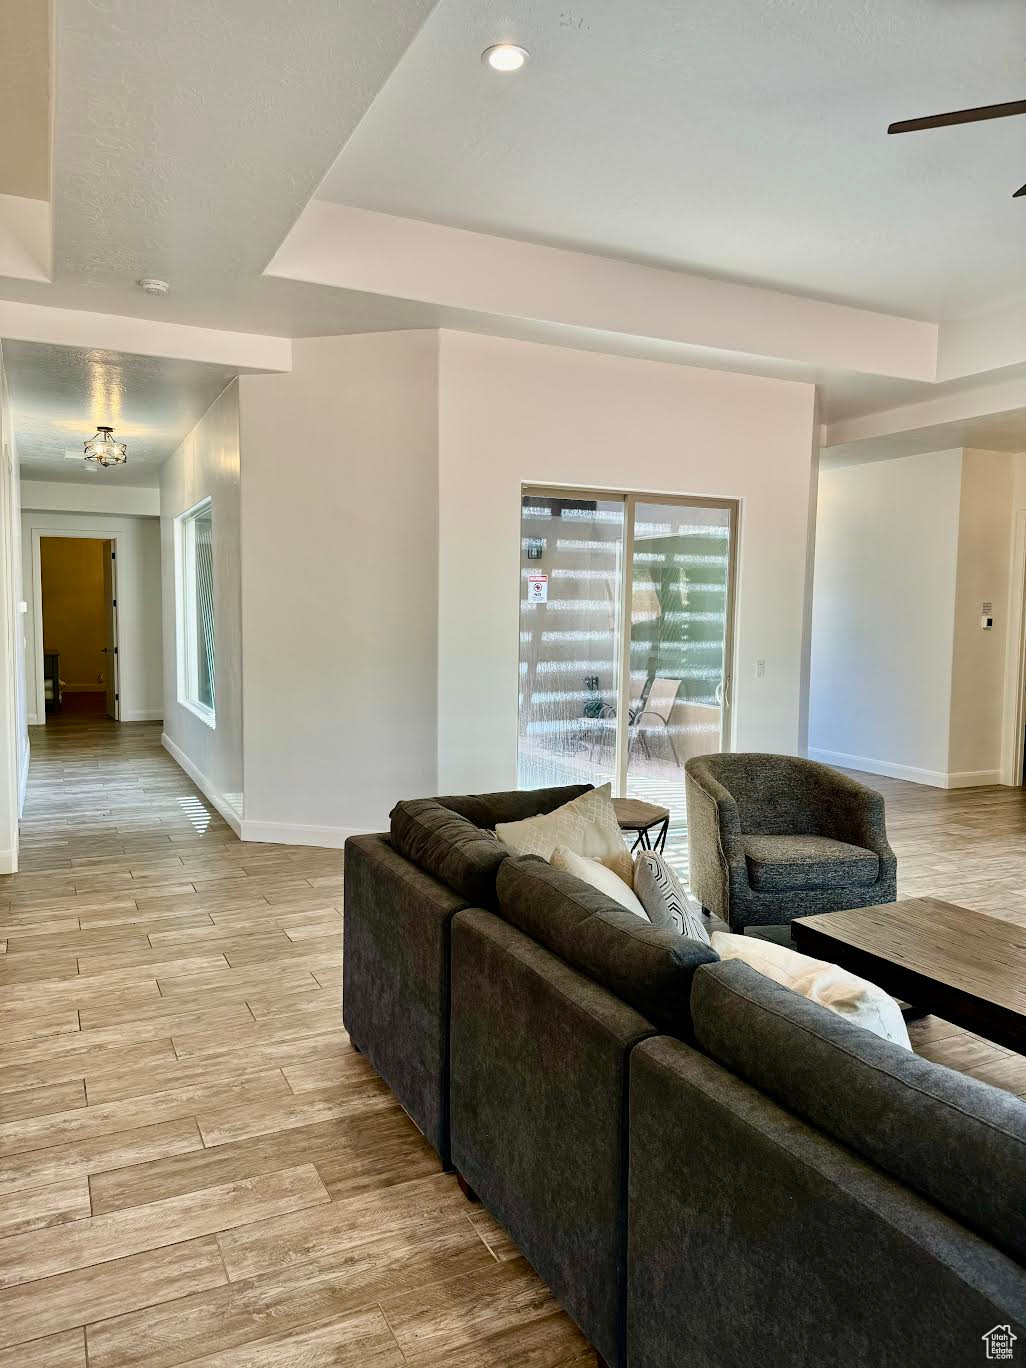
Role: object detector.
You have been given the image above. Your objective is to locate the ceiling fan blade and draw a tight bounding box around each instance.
[1014,182,1026,198]
[888,99,1026,134]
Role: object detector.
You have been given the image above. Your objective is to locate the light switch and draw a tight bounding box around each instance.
[755,659,766,679]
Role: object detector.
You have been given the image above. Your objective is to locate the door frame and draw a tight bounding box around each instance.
[519,484,741,797]
[1001,507,1026,785]
[31,528,121,726]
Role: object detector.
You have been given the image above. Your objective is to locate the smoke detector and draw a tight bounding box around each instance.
[138,277,170,295]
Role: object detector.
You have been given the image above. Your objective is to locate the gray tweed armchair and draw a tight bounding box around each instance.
[684,753,897,932]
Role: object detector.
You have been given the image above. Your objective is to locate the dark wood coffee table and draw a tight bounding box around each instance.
[792,898,1026,1054]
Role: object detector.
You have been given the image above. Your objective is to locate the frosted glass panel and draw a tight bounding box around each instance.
[517,494,624,791]
[625,502,731,831]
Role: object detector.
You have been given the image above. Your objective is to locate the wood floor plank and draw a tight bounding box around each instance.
[0,1038,176,1097]
[165,1307,404,1368]
[3,1080,87,1123]
[0,1008,82,1043]
[196,1076,394,1149]
[0,1072,290,1157]
[75,950,229,980]
[216,1174,473,1283]
[0,955,80,987]
[280,1053,367,1095]
[84,1039,350,1106]
[170,1017,346,1061]
[0,1163,329,1289]
[0,1178,91,1240]
[0,1237,226,1350]
[379,1258,580,1368]
[90,1109,438,1216]
[0,1327,86,1367]
[84,1224,494,1368]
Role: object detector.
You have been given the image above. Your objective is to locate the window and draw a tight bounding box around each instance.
[177,499,216,724]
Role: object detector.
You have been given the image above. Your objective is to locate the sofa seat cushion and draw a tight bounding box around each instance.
[691,959,1026,1267]
[497,856,717,1038]
[390,799,508,906]
[743,834,879,892]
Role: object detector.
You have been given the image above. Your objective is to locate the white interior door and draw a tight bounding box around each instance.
[102,541,119,720]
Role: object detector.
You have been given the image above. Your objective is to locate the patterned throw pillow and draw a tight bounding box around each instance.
[495,782,633,884]
[634,851,711,944]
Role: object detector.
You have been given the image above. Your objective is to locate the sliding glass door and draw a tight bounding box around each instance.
[517,488,738,835]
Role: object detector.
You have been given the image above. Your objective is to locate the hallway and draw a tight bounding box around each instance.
[1,720,593,1368]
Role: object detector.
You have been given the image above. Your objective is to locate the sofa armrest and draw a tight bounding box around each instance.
[451,908,654,1367]
[342,833,471,1161]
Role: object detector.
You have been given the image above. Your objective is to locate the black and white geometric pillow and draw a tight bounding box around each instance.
[633,852,711,945]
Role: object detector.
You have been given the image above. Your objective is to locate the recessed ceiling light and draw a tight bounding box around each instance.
[138,277,169,295]
[482,43,529,73]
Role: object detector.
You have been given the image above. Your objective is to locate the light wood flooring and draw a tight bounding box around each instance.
[2,719,596,1368]
[2,721,1025,1367]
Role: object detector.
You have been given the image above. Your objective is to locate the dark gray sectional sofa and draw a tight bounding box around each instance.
[343,785,1026,1368]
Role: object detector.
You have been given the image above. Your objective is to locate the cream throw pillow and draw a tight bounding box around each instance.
[550,845,649,920]
[495,783,633,883]
[710,931,911,1049]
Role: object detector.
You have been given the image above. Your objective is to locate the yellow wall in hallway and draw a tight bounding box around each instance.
[41,537,107,690]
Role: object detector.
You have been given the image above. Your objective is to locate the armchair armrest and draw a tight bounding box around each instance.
[815,769,897,879]
[684,767,749,918]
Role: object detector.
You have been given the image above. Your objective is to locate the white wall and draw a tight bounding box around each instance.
[436,330,819,793]
[160,381,243,826]
[20,480,160,517]
[238,331,439,842]
[0,343,26,870]
[809,450,963,784]
[21,509,163,725]
[948,449,1015,779]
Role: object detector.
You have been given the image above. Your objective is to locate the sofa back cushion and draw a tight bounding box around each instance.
[390,800,508,906]
[691,959,1026,1266]
[497,856,717,1037]
[437,784,592,830]
[390,785,591,905]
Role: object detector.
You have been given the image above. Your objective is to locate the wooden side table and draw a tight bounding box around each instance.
[612,797,670,854]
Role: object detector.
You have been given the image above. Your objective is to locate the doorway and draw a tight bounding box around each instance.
[517,487,739,835]
[37,536,119,720]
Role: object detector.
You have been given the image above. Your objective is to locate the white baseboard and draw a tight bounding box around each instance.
[944,769,1003,789]
[121,709,163,723]
[161,733,242,837]
[19,737,30,818]
[239,818,368,849]
[809,748,1004,790]
[0,849,16,874]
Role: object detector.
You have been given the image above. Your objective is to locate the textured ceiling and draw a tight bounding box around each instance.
[3,342,236,486]
[319,0,1026,321]
[0,0,439,334]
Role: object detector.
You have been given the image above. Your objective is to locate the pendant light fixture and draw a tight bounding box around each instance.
[83,425,127,467]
